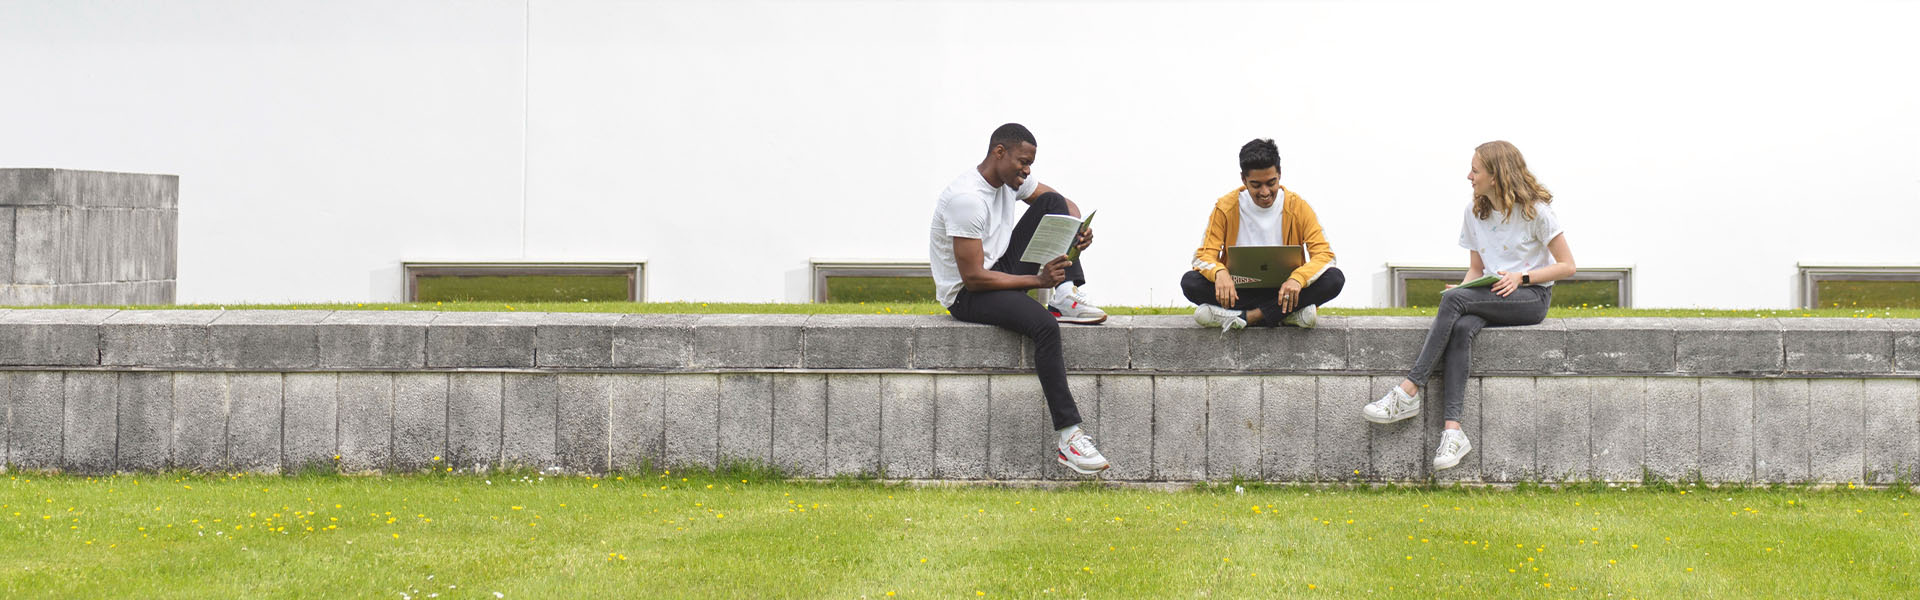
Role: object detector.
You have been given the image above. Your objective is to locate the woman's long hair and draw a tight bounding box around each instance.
[1472,140,1553,222]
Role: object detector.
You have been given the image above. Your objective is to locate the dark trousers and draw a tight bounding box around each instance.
[1179,267,1346,327]
[946,191,1085,431]
[1405,285,1552,421]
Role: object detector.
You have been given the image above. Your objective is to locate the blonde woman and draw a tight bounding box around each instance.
[1362,141,1576,470]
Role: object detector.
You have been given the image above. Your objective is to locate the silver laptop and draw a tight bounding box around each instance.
[1224,245,1307,289]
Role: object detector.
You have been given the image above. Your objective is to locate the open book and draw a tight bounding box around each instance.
[1018,210,1096,264]
[1459,274,1500,288]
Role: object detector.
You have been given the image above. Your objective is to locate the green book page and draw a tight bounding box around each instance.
[1460,274,1500,288]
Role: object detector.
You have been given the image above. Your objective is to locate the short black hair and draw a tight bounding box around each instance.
[989,123,1037,152]
[1239,138,1280,177]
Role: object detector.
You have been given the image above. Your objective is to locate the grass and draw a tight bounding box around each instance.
[18,301,1920,319]
[3,470,1916,598]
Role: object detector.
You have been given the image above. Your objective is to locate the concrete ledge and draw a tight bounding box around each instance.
[2,310,1918,484]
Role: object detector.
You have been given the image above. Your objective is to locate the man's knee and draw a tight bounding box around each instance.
[1315,267,1346,292]
[1028,191,1070,214]
[1180,270,1215,302]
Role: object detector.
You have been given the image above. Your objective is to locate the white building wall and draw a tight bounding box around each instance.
[3,0,1916,308]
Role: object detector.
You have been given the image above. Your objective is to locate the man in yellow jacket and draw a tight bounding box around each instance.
[1185,138,1345,330]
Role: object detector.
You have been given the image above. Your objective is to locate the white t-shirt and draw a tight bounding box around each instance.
[1458,202,1565,286]
[928,170,1038,307]
[1234,189,1285,246]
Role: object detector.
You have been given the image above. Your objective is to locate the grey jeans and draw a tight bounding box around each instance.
[1406,285,1552,421]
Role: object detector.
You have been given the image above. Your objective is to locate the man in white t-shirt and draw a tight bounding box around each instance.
[927,123,1110,475]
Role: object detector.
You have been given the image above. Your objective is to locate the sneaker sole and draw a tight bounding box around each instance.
[1055,314,1108,325]
[1362,408,1420,424]
[1057,454,1110,475]
[1433,445,1472,470]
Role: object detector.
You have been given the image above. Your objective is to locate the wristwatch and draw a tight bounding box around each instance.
[1521,272,1531,284]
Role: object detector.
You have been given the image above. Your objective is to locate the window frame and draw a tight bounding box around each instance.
[810,259,933,303]
[1796,263,1920,309]
[1385,263,1634,308]
[401,261,645,302]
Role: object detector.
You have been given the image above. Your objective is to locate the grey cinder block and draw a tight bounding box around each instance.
[932,375,989,479]
[1589,377,1646,482]
[446,374,502,469]
[1261,376,1318,481]
[1129,316,1231,372]
[501,374,559,469]
[662,374,719,469]
[1096,375,1154,481]
[1676,319,1783,375]
[62,372,117,473]
[771,374,827,476]
[1782,319,1895,374]
[1342,317,1432,373]
[612,314,699,369]
[210,311,327,369]
[880,374,937,479]
[536,313,622,368]
[1152,375,1207,481]
[556,374,611,474]
[1229,319,1348,372]
[171,372,227,471]
[827,374,883,476]
[393,373,450,472]
[1534,377,1594,481]
[1863,379,1919,484]
[10,373,63,470]
[717,373,773,465]
[989,374,1052,479]
[427,312,539,368]
[337,373,393,473]
[1315,376,1370,481]
[1061,316,1132,371]
[226,373,283,473]
[0,309,113,366]
[1470,321,1567,374]
[1698,378,1755,482]
[1565,319,1678,373]
[1368,375,1424,481]
[1808,379,1864,483]
[1478,377,1537,482]
[1643,378,1700,482]
[609,374,665,471]
[913,319,1024,370]
[1754,379,1810,483]
[317,311,431,369]
[1206,376,1262,480]
[803,314,914,369]
[1896,322,1920,373]
[115,372,172,471]
[282,373,337,471]
[102,310,219,368]
[691,314,805,369]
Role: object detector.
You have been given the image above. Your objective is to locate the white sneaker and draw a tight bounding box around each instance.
[1048,286,1108,325]
[1362,385,1421,424]
[1193,304,1247,332]
[1057,430,1111,475]
[1282,304,1318,329]
[1434,429,1473,470]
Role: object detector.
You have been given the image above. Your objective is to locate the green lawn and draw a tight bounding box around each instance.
[20,301,1920,319]
[3,471,1915,598]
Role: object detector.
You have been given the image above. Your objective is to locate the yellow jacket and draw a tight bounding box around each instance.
[1190,185,1338,287]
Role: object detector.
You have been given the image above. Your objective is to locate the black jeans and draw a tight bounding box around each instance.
[946,191,1085,430]
[1405,285,1552,421]
[1179,267,1346,327]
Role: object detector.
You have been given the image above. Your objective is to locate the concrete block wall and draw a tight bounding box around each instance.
[0,169,178,306]
[2,309,1918,484]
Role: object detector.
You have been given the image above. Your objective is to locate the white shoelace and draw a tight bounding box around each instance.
[1067,433,1101,459]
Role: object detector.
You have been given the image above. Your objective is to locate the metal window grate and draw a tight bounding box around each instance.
[402,262,644,302]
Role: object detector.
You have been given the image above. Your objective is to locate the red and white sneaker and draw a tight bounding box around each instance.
[1048,286,1108,325]
[1057,429,1111,475]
